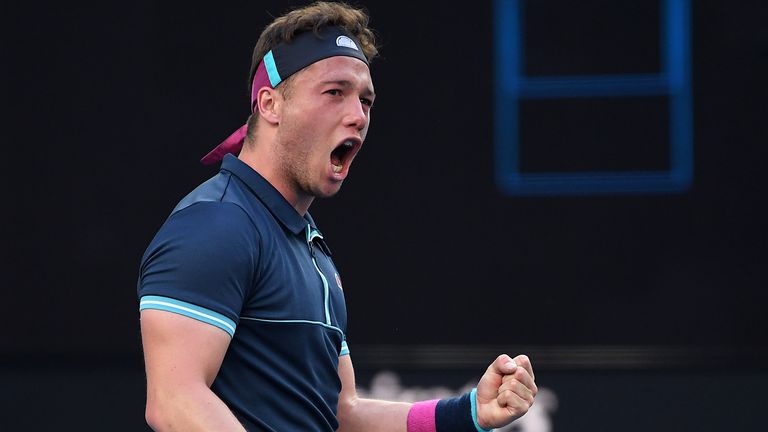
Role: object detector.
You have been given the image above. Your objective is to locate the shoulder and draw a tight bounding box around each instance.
[169,171,278,237]
[163,201,260,249]
[140,200,261,289]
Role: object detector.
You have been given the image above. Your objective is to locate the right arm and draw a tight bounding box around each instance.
[141,309,246,431]
[138,202,259,431]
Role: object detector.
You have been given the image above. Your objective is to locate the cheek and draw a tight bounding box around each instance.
[298,103,332,130]
[282,107,319,142]
[354,110,369,137]
[362,111,372,137]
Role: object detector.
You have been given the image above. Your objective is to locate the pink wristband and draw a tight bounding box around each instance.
[407,399,439,432]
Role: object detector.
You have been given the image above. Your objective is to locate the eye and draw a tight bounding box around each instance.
[325,89,342,96]
[360,97,373,107]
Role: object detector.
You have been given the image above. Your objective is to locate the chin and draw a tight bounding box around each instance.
[313,184,343,199]
[317,188,342,199]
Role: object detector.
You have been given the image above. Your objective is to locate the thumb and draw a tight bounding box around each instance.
[487,354,518,377]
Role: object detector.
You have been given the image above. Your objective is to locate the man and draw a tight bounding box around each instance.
[138,2,537,431]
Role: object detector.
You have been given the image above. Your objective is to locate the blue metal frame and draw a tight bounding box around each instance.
[494,0,692,195]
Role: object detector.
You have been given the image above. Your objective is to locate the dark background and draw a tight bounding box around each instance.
[3,0,767,429]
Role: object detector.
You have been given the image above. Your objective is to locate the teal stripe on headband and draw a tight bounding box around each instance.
[264,51,282,87]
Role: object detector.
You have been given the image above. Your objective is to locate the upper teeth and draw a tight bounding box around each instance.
[343,140,354,148]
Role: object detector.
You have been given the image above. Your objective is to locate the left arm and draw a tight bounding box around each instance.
[336,354,411,432]
[335,353,538,431]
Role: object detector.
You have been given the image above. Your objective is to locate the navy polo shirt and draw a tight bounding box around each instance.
[138,154,349,431]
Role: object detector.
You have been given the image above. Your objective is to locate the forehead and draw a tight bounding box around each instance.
[297,56,374,92]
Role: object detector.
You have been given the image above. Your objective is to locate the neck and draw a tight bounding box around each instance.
[238,142,314,216]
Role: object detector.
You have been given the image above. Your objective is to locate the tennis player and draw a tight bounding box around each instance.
[137,2,536,431]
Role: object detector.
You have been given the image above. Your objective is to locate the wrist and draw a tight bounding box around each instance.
[470,388,492,432]
[406,389,492,432]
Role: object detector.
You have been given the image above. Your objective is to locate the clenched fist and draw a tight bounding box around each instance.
[475,354,537,429]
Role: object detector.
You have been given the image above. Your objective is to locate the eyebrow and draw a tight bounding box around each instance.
[320,79,376,98]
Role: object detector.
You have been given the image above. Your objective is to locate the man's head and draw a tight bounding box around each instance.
[245,1,379,144]
[215,1,379,209]
[199,2,379,167]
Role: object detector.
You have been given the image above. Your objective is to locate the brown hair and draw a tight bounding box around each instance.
[245,1,379,142]
[248,1,378,93]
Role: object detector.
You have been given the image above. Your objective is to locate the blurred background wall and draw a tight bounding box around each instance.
[2,0,767,430]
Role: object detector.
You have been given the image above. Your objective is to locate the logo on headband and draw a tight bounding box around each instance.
[336,35,359,51]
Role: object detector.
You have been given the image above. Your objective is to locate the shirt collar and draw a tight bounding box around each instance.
[220,154,310,235]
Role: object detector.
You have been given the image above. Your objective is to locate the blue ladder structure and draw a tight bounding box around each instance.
[494,0,692,195]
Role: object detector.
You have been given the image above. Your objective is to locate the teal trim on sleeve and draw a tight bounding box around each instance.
[139,295,236,337]
[264,51,282,87]
[470,388,493,431]
[340,340,350,356]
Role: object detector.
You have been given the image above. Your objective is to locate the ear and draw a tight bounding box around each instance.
[256,87,281,125]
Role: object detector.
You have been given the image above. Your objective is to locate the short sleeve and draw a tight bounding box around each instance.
[137,201,260,337]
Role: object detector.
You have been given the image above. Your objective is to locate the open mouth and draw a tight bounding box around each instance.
[330,139,359,174]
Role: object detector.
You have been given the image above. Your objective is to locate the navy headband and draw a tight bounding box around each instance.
[201,26,369,165]
[263,25,369,89]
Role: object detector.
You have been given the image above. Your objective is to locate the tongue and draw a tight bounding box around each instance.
[331,152,344,173]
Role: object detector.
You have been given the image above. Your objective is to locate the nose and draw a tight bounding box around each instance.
[343,98,368,132]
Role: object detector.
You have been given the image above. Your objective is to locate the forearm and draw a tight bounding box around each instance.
[146,383,246,432]
[337,397,412,432]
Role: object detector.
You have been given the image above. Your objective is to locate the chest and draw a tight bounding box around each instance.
[243,228,347,332]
